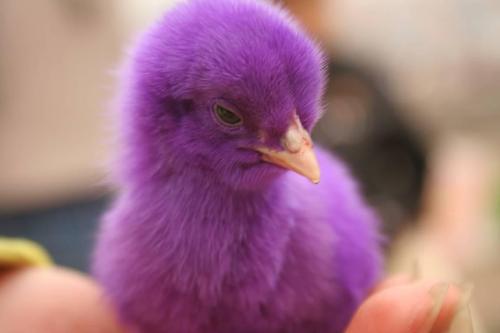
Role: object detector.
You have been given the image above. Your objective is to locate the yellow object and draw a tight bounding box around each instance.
[0,237,52,268]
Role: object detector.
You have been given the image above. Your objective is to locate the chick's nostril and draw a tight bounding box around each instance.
[282,129,303,153]
[280,113,312,153]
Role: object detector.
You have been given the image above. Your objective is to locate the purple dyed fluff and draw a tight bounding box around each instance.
[93,1,383,332]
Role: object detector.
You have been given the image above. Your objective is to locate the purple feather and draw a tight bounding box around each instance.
[93,1,383,332]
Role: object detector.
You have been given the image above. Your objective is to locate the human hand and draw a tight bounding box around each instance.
[0,267,125,333]
[0,268,472,333]
[345,276,473,333]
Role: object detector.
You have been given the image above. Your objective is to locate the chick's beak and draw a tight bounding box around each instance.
[256,115,320,184]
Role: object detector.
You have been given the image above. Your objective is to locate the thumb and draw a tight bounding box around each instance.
[345,280,462,333]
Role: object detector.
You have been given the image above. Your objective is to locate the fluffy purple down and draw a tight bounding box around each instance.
[93,1,383,332]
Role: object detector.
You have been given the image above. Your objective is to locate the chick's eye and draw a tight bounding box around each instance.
[214,104,242,126]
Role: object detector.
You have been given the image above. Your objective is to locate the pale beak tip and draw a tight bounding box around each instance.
[308,171,320,184]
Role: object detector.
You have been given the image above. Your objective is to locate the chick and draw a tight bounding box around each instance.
[93,1,382,332]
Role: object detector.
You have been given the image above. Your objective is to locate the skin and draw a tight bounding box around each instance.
[346,276,462,333]
[0,267,124,333]
[0,269,461,333]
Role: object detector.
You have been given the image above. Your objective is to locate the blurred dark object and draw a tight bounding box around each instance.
[315,61,427,238]
[0,197,108,272]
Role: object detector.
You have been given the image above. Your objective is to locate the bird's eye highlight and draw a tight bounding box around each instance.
[214,104,242,127]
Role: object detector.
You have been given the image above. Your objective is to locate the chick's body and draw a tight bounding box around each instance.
[93,1,382,332]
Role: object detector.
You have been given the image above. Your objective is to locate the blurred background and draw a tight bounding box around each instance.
[0,0,499,331]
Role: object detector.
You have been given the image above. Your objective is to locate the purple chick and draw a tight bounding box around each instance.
[93,1,383,332]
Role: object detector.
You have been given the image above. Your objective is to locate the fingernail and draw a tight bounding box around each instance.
[458,282,474,307]
[449,283,475,333]
[448,304,474,333]
[417,282,450,333]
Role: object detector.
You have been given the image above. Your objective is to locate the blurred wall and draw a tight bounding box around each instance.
[0,0,177,212]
